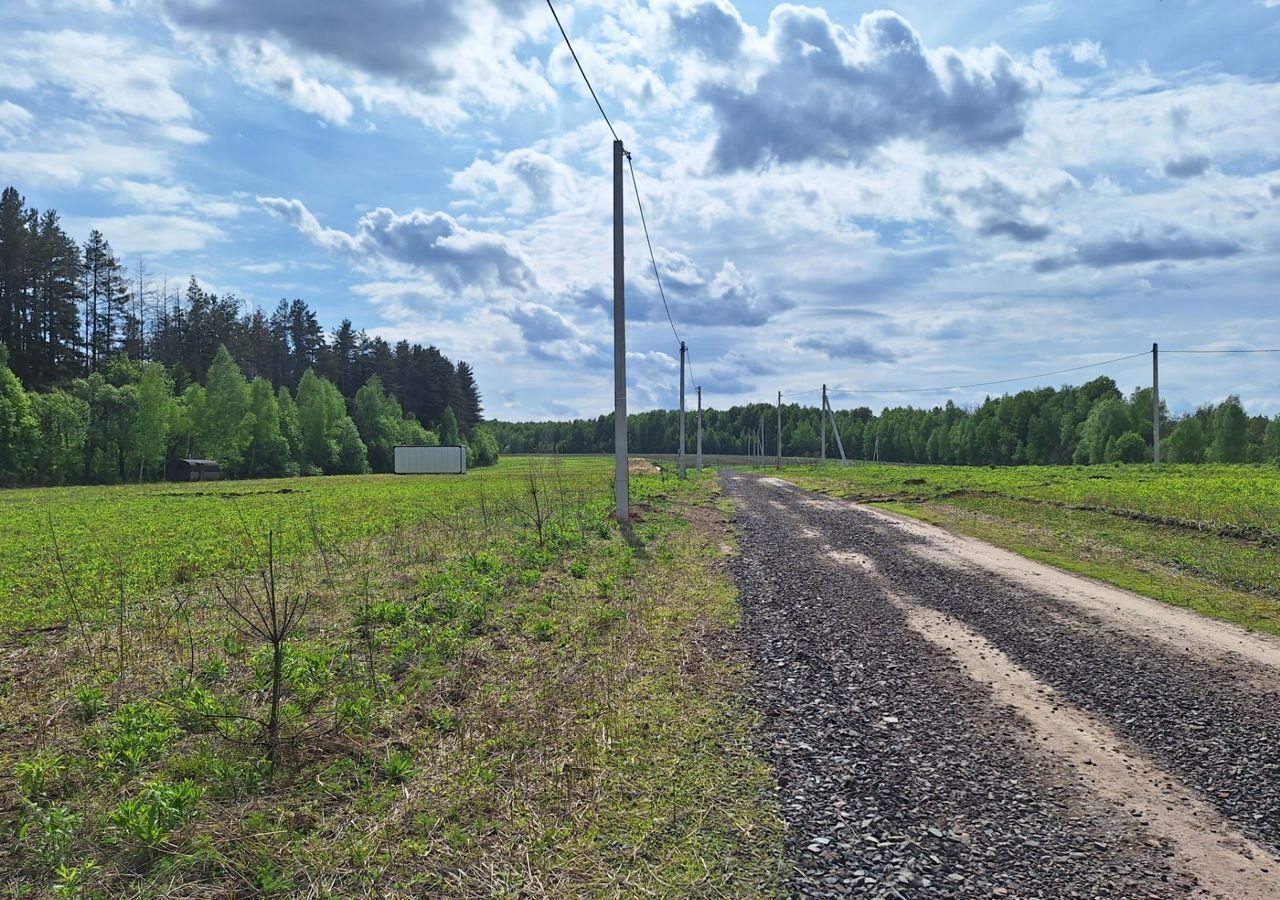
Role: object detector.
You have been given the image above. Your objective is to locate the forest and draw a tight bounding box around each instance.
[0,186,497,486]
[491,376,1280,465]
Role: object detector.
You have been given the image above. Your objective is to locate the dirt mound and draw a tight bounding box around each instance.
[628,458,661,475]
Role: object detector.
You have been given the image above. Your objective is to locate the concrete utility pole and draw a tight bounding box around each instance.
[613,140,628,522]
[678,341,687,479]
[696,385,703,471]
[1152,342,1161,467]
[820,384,828,463]
[776,391,782,468]
[828,400,847,465]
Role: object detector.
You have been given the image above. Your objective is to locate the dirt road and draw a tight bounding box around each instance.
[722,471,1280,899]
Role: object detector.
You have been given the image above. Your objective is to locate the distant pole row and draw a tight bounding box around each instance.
[774,343,1276,470]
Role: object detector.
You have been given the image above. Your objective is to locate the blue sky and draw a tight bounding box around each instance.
[2,0,1278,420]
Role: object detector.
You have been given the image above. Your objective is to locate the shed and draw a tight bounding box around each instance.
[166,458,222,482]
[394,445,467,475]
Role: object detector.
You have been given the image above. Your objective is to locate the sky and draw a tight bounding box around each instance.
[2,0,1278,420]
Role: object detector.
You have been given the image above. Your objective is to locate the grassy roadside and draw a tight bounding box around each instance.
[1,468,784,898]
[768,463,1280,636]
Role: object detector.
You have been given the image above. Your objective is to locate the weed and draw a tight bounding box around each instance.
[526,619,556,642]
[108,779,202,861]
[381,749,417,784]
[97,701,176,774]
[567,560,588,579]
[51,859,99,899]
[18,803,79,866]
[73,686,106,724]
[359,601,409,627]
[254,863,296,896]
[196,656,225,685]
[427,708,459,733]
[16,750,66,799]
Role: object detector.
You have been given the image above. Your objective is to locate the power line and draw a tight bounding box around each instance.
[1163,348,1280,354]
[545,0,617,142]
[626,155,684,353]
[779,351,1149,399]
[544,1,716,397]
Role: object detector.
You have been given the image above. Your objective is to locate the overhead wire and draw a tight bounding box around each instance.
[546,0,699,392]
[1163,348,1280,354]
[626,154,688,370]
[545,0,617,142]
[779,350,1150,399]
[831,351,1152,395]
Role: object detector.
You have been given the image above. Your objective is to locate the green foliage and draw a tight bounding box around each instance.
[74,685,107,723]
[18,803,80,867]
[470,425,499,467]
[0,346,40,483]
[1106,430,1148,463]
[526,618,556,642]
[108,779,202,855]
[128,363,175,481]
[1209,396,1249,462]
[16,750,67,799]
[246,377,294,477]
[296,368,368,475]
[380,749,417,784]
[97,701,176,773]
[199,345,254,474]
[52,859,100,899]
[27,389,89,485]
[1168,416,1207,463]
[439,406,462,447]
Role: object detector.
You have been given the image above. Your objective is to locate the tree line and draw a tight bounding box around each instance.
[490,376,1280,465]
[0,186,497,485]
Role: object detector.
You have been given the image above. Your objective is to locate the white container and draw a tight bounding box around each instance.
[394,445,467,475]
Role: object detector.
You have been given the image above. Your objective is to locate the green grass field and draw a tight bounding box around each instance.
[771,462,1280,634]
[1,457,618,635]
[1,459,784,898]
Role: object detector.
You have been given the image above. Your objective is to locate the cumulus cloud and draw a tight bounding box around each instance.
[795,334,895,362]
[1034,225,1245,272]
[667,0,748,60]
[160,0,552,126]
[259,197,535,291]
[451,148,579,214]
[697,8,1040,171]
[508,302,576,343]
[569,251,790,327]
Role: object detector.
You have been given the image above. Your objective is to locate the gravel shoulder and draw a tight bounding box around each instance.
[724,471,1280,899]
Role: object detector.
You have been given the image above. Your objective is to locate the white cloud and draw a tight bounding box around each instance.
[259,197,536,291]
[65,214,224,255]
[0,30,193,125]
[160,0,555,128]
[0,100,32,134]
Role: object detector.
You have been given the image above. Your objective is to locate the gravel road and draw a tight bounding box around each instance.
[721,471,1280,899]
